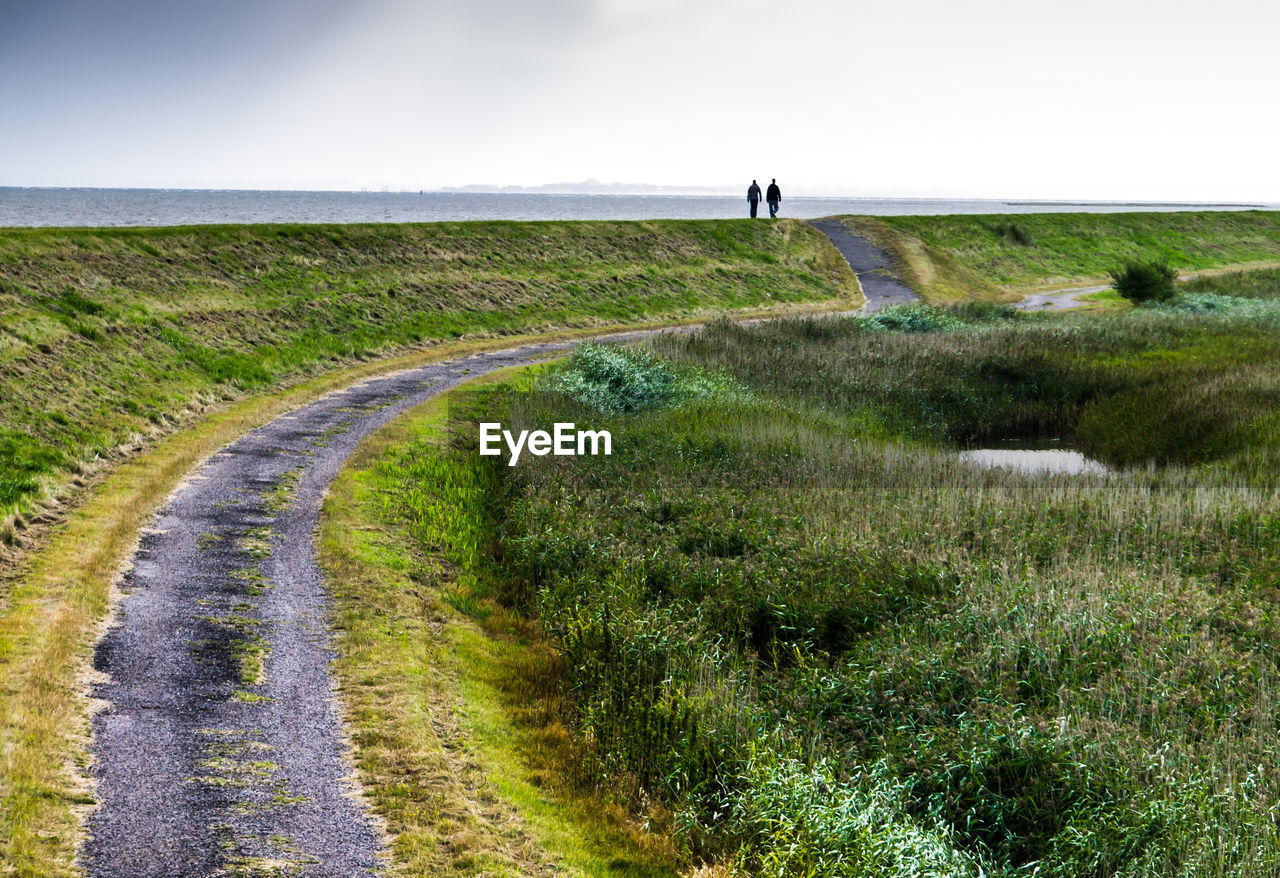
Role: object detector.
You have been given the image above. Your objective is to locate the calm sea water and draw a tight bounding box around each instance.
[0,187,1273,228]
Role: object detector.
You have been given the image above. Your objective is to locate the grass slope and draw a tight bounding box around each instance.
[840,210,1280,301]
[0,219,856,555]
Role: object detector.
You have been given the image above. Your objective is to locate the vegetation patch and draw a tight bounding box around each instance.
[382,293,1280,874]
[546,343,741,414]
[1110,260,1178,303]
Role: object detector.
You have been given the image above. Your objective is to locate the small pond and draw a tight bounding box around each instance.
[958,440,1108,475]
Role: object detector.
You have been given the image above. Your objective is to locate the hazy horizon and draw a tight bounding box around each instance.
[4,0,1278,202]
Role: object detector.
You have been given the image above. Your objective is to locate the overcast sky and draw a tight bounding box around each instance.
[2,0,1277,199]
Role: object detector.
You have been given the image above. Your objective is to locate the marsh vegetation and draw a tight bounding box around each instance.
[374,269,1280,875]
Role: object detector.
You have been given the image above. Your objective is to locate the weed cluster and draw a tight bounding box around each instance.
[857,303,964,334]
[545,343,741,414]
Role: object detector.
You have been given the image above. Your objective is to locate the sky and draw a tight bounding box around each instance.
[2,0,1278,200]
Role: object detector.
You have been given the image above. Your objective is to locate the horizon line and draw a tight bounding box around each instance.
[0,184,1274,208]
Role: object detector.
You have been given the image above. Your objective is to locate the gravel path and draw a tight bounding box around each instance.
[83,336,657,877]
[808,219,919,312]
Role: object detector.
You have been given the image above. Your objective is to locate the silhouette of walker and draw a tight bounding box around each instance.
[766,179,781,218]
[747,180,762,218]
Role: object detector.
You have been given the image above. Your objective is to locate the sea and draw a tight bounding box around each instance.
[1,187,1274,228]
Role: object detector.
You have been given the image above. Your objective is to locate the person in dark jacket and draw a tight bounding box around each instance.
[766,179,782,218]
[747,180,762,218]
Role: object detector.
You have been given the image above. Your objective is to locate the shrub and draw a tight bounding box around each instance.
[860,304,963,334]
[724,753,982,878]
[1109,261,1178,303]
[545,343,739,414]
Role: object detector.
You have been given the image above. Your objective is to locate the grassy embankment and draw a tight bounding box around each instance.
[0,219,855,875]
[372,267,1280,876]
[841,210,1280,302]
[0,219,855,558]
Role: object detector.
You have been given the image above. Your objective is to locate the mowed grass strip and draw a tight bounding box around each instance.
[318,366,684,878]
[838,210,1280,302]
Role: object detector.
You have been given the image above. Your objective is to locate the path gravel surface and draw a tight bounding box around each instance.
[1013,284,1110,311]
[83,336,654,877]
[808,219,919,312]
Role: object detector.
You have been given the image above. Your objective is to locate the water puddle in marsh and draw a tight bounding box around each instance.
[958,440,1108,475]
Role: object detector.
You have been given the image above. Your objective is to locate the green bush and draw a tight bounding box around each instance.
[1110,261,1178,303]
[545,342,739,414]
[859,304,963,334]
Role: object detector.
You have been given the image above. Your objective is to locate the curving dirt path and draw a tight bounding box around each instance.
[83,334,672,877]
[83,219,1100,875]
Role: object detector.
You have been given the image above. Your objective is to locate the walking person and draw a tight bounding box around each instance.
[747,179,762,218]
[766,178,782,218]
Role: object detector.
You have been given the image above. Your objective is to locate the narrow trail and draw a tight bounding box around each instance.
[84,335,658,877]
[808,219,919,312]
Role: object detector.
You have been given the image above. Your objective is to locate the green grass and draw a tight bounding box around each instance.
[392,296,1280,875]
[838,211,1280,301]
[0,219,856,546]
[318,366,685,877]
[6,214,1280,876]
[1182,266,1280,298]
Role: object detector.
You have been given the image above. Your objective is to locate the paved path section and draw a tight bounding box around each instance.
[808,219,919,312]
[84,337,626,877]
[810,219,1109,313]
